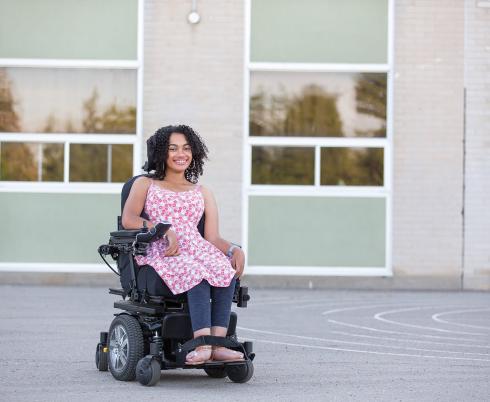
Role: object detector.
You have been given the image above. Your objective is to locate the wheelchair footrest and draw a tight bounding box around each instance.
[175,335,247,366]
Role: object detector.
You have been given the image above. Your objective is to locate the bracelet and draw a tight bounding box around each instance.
[226,243,241,258]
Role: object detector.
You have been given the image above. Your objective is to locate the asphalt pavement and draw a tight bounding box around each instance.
[1,285,489,401]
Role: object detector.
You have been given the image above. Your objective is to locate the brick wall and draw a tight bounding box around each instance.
[463,1,490,290]
[143,0,244,242]
[393,0,465,285]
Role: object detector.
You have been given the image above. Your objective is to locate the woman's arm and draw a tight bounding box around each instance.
[201,186,245,277]
[122,176,153,229]
[122,177,180,256]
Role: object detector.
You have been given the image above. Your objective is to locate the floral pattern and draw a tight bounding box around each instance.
[134,181,236,295]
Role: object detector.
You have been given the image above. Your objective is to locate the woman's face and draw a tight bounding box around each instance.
[165,133,192,174]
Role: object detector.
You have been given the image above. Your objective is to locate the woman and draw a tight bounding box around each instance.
[122,125,245,365]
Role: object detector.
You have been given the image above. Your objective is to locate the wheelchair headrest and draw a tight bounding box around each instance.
[142,135,157,173]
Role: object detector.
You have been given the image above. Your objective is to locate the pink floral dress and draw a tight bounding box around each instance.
[134,181,236,295]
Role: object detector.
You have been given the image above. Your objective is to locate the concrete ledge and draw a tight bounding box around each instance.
[463,273,490,291]
[0,272,120,287]
[243,274,464,291]
[0,271,479,291]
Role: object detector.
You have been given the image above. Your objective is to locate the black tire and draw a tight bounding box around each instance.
[227,360,254,383]
[108,315,144,381]
[136,357,161,386]
[204,366,227,379]
[95,343,108,371]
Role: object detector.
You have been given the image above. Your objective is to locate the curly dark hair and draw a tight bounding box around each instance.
[143,125,208,184]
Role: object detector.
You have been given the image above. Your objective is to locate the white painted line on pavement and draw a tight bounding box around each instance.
[243,338,490,363]
[432,308,490,331]
[237,326,490,357]
[374,306,486,336]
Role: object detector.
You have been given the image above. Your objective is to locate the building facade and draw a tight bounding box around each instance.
[0,0,489,290]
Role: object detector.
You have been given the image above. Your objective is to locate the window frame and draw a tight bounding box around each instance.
[0,0,144,193]
[242,0,394,276]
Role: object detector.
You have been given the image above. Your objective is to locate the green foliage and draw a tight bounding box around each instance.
[0,143,37,181]
[250,84,343,137]
[70,144,107,182]
[283,85,342,137]
[355,73,387,137]
[81,89,136,134]
[42,143,64,181]
[252,146,315,185]
[0,69,21,132]
[321,148,383,186]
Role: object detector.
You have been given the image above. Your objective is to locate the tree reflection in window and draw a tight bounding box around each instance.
[321,147,383,186]
[252,146,314,185]
[0,70,134,182]
[0,68,136,134]
[250,72,386,137]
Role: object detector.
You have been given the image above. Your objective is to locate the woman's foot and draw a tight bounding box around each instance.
[212,347,245,362]
[185,345,212,365]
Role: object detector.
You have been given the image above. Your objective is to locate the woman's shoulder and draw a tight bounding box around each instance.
[199,184,217,203]
[198,183,212,195]
[132,176,153,191]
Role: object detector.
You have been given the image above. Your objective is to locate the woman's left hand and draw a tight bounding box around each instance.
[231,248,245,278]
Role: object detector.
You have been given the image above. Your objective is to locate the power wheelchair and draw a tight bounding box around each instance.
[95,176,254,386]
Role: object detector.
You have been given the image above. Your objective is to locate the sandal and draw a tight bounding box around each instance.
[185,345,213,365]
[212,347,245,362]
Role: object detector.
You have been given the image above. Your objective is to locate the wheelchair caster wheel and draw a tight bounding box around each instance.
[136,357,161,386]
[227,360,254,383]
[95,343,108,371]
[204,366,227,378]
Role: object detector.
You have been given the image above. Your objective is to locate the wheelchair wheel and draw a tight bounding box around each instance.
[136,356,161,386]
[95,343,108,371]
[108,314,144,381]
[226,360,254,383]
[204,366,227,378]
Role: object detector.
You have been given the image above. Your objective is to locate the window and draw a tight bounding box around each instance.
[246,0,392,273]
[0,0,140,185]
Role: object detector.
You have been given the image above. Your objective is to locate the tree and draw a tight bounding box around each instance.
[0,69,21,132]
[0,70,37,181]
[355,73,387,137]
[283,85,343,137]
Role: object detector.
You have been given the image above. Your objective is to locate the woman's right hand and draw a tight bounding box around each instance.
[165,229,180,256]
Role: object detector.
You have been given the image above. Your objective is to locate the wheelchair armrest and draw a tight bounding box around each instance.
[135,221,171,243]
[108,221,171,246]
[109,229,142,245]
[233,279,250,308]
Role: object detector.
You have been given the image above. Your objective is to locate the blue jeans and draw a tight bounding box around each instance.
[186,278,236,332]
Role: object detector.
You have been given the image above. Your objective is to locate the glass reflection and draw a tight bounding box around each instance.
[252,146,314,185]
[70,144,108,182]
[0,142,64,181]
[69,143,133,183]
[111,144,133,182]
[321,147,383,186]
[250,72,386,137]
[0,68,136,134]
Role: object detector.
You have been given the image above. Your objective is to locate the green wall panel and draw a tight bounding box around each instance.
[0,193,120,263]
[0,0,137,60]
[248,196,386,267]
[251,0,388,64]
